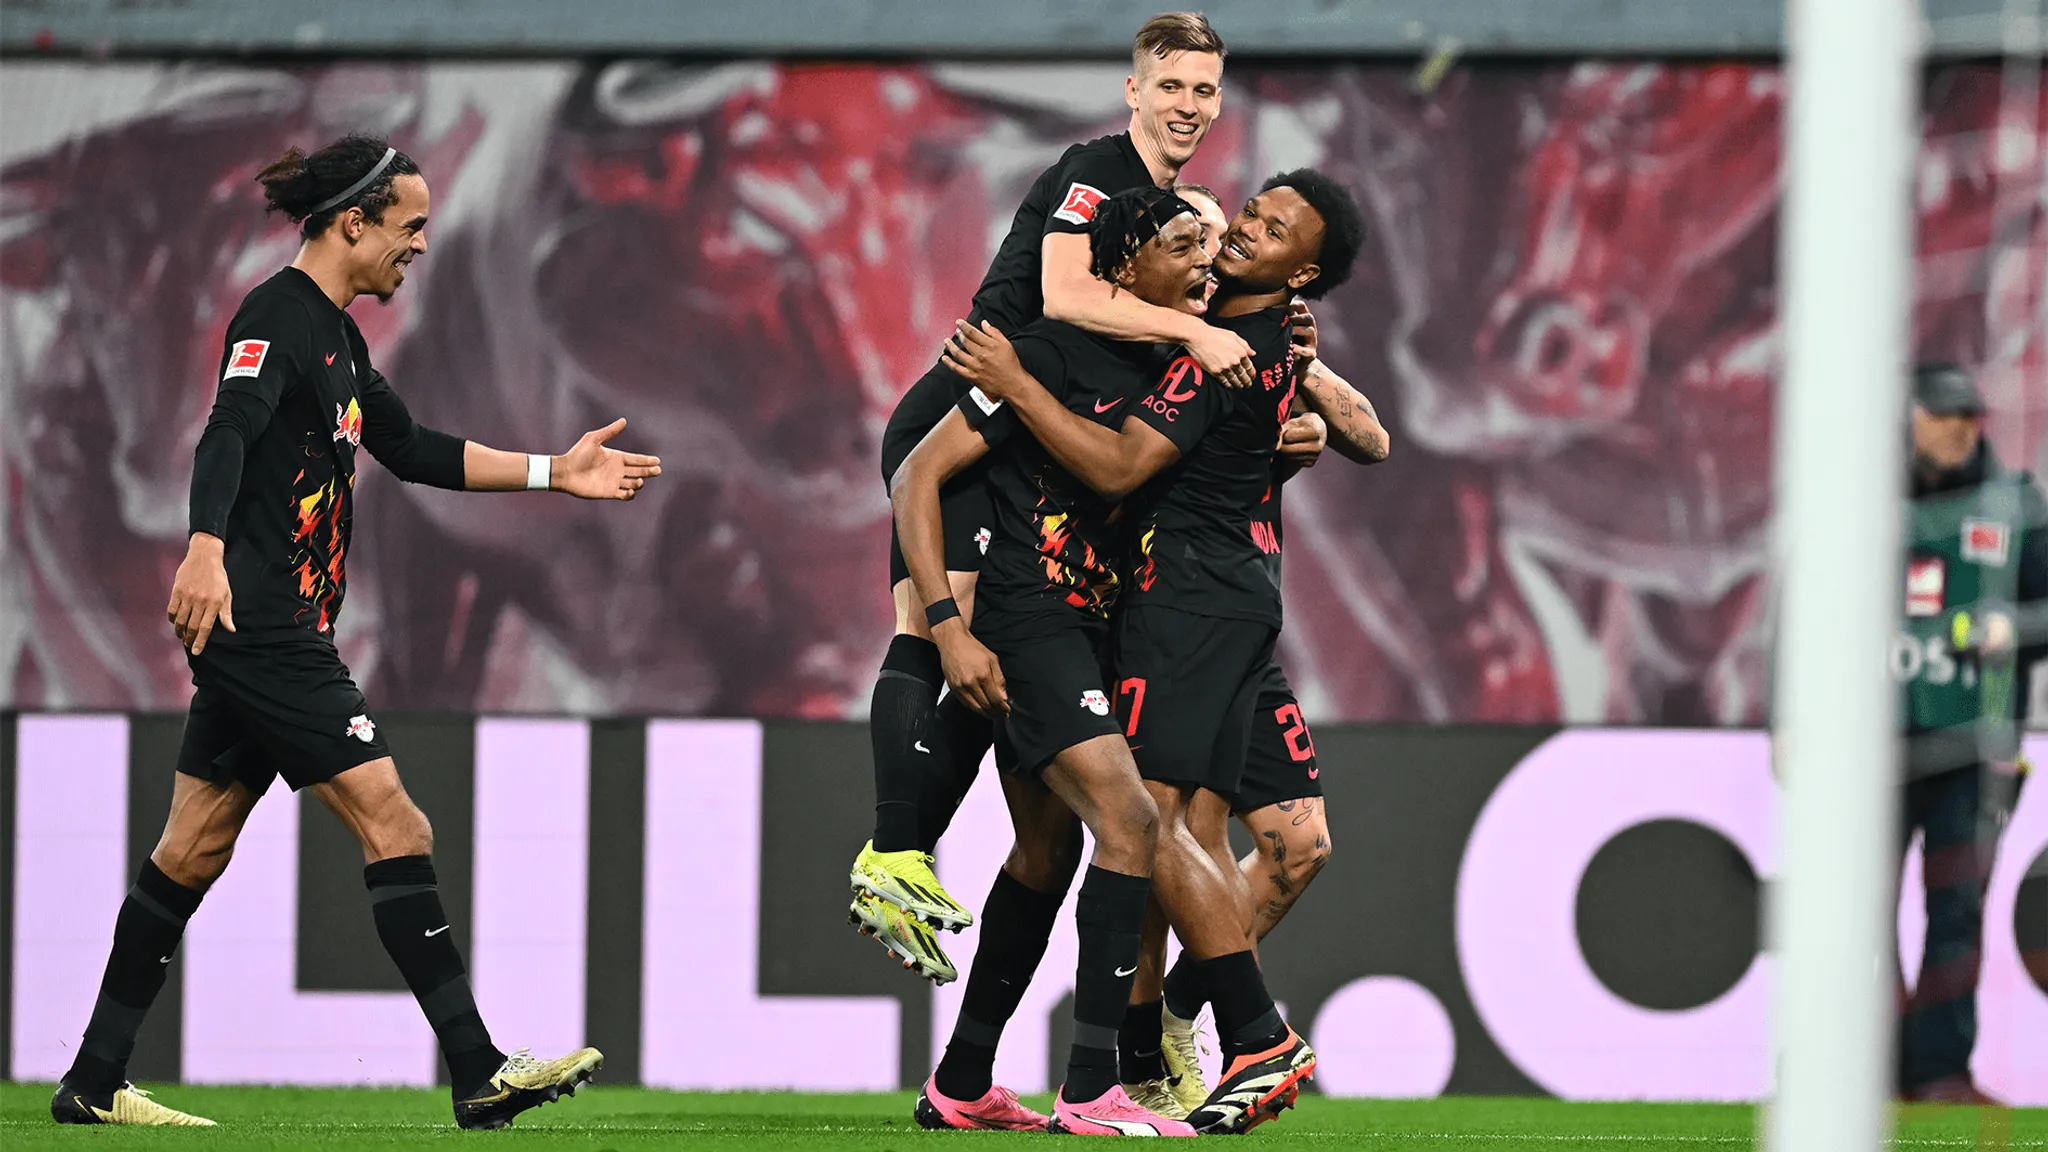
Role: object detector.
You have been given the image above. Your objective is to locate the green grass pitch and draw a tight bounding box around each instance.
[3,1083,2043,1149]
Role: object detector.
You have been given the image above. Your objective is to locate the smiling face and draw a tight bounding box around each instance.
[347,172,430,304]
[1115,211,1214,316]
[1126,50,1223,173]
[1215,186,1326,296]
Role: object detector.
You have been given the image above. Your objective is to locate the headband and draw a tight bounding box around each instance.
[311,147,398,215]
[1133,192,1199,247]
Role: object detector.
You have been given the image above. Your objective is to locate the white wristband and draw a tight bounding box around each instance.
[525,453,552,491]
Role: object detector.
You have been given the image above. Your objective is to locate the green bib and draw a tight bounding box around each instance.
[1895,474,2027,747]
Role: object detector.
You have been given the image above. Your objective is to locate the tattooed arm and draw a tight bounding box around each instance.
[1298,359,1390,465]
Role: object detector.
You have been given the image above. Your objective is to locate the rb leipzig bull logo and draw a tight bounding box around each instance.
[333,398,363,447]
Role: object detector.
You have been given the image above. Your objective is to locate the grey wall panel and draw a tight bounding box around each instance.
[584,718,647,1086]
[8,0,2041,58]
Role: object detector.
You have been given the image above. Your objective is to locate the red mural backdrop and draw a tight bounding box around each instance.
[3,60,2044,722]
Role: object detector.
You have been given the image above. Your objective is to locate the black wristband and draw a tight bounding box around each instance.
[925,597,962,629]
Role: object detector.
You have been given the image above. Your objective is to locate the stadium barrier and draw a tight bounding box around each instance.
[3,714,2044,1101]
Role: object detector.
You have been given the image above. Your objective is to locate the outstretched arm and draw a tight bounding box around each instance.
[943,320,1181,502]
[890,411,1008,716]
[358,372,659,498]
[459,420,662,499]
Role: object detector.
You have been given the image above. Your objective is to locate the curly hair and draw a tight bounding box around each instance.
[1258,168,1365,299]
[1088,186,1198,281]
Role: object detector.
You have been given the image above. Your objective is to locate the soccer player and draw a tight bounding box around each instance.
[1145,296,1392,1115]
[850,10,1256,984]
[941,168,1367,1134]
[49,134,657,1130]
[897,187,1213,1136]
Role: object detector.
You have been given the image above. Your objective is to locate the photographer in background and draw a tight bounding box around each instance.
[1894,362,2047,1103]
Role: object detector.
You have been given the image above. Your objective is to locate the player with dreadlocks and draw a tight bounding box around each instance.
[891,186,1215,1136]
[848,12,1255,988]
[943,167,1369,1134]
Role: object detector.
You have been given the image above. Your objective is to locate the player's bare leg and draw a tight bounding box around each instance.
[1145,782,1314,1133]
[51,774,262,1126]
[313,759,601,1129]
[851,569,981,967]
[1237,796,1332,939]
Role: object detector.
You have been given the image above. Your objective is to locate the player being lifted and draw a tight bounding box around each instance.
[849,12,1258,984]
[942,168,1369,1133]
[49,134,658,1130]
[895,187,1214,1136]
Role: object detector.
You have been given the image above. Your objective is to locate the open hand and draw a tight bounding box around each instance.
[554,418,662,500]
[167,533,235,654]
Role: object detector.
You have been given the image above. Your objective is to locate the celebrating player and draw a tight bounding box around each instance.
[1108,181,1391,1117]
[49,134,657,1130]
[896,187,1213,1136]
[850,10,1254,984]
[942,168,1368,1133]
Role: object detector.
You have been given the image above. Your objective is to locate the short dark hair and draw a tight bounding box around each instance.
[1089,186,1198,281]
[1259,167,1364,299]
[256,133,420,240]
[1133,12,1226,71]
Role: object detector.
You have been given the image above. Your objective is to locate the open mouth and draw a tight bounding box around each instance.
[1167,121,1199,143]
[1184,274,1214,313]
[1222,234,1251,262]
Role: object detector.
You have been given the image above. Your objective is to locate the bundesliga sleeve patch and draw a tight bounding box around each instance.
[967,386,1004,416]
[223,339,271,380]
[1052,182,1108,226]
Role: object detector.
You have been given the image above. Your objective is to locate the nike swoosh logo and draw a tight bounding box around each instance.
[914,740,931,754]
[936,682,952,705]
[1094,397,1124,414]
[159,956,173,964]
[88,1101,116,1123]
[425,925,451,937]
[1307,766,1319,780]
[326,352,337,365]
[1115,964,1138,977]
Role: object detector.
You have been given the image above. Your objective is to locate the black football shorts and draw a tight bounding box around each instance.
[1113,604,1278,798]
[1233,661,1323,814]
[977,610,1123,778]
[177,635,391,795]
[887,465,995,586]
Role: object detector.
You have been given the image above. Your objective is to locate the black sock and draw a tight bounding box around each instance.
[871,634,942,853]
[364,855,505,1097]
[1119,999,1167,1084]
[915,690,993,855]
[1162,954,1205,1022]
[1065,866,1150,1103]
[1203,951,1286,1058]
[933,869,1064,1101]
[63,862,205,1092]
